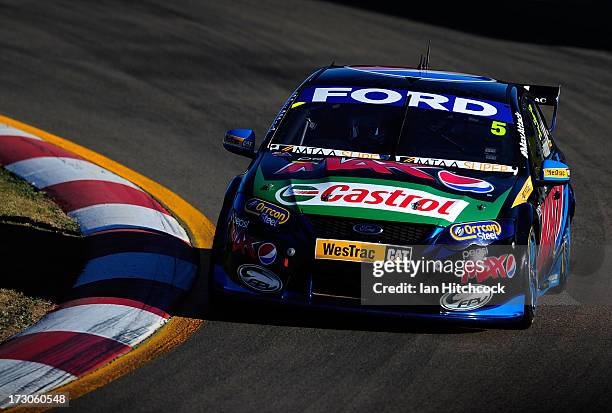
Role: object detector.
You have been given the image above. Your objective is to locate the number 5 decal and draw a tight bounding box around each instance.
[491,121,507,136]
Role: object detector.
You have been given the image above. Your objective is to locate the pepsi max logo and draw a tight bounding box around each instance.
[461,253,516,284]
[258,243,277,266]
[231,213,249,229]
[438,170,494,194]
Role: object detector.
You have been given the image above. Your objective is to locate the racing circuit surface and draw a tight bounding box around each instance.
[1,1,612,411]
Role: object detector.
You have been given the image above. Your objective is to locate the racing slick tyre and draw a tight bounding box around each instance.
[206,216,228,313]
[516,227,538,329]
[549,226,571,294]
[204,202,231,313]
[206,178,242,313]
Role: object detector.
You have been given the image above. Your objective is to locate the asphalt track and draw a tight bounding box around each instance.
[1,1,612,411]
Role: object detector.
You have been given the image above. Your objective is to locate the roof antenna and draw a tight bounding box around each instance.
[417,41,431,71]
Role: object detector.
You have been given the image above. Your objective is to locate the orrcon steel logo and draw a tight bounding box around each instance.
[450,220,501,242]
[244,197,290,226]
[275,182,469,221]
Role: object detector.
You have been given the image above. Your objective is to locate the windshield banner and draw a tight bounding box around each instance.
[297,86,513,123]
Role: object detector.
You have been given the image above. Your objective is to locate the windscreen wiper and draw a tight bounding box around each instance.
[440,133,466,153]
[298,117,316,146]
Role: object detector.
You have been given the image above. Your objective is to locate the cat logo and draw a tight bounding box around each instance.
[315,239,411,263]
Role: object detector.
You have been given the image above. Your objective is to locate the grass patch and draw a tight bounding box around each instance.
[0,168,79,233]
[0,288,56,343]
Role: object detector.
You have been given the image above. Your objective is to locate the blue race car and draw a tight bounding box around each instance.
[212,65,575,328]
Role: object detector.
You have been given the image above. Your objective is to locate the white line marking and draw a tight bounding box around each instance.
[68,203,190,243]
[17,304,168,347]
[0,124,43,140]
[0,360,75,407]
[5,157,141,190]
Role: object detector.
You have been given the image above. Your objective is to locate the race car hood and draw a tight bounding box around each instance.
[251,152,518,227]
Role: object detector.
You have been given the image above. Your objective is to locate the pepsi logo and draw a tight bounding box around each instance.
[258,243,277,266]
[438,170,494,194]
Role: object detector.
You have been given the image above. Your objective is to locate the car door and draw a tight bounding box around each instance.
[521,97,566,278]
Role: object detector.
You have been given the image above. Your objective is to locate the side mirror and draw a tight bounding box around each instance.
[539,159,570,184]
[223,129,256,158]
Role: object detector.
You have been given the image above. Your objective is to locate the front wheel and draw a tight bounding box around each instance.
[517,227,538,329]
[549,225,571,294]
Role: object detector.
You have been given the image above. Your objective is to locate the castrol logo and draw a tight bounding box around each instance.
[276,182,468,222]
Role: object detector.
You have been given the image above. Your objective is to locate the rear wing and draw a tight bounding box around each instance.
[521,84,561,132]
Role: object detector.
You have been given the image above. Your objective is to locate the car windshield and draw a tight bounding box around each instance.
[272,103,403,155]
[271,101,517,166]
[398,109,515,165]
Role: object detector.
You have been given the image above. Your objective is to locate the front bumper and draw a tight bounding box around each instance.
[212,263,526,324]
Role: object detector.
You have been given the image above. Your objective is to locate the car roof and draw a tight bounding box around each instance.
[308,65,514,104]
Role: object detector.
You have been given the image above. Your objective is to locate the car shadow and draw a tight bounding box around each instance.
[1,222,85,301]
